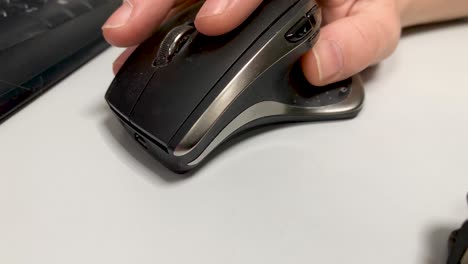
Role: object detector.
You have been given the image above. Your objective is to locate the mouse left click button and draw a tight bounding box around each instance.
[285,16,314,43]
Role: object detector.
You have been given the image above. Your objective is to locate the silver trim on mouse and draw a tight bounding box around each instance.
[187,75,364,166]
[174,4,322,157]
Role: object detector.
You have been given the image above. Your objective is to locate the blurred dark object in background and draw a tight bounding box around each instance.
[0,0,120,122]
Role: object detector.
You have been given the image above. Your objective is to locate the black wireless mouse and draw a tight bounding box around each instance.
[105,0,365,173]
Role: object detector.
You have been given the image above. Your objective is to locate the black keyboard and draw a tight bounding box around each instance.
[0,0,120,122]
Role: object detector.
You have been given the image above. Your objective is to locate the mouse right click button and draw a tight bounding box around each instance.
[285,16,313,43]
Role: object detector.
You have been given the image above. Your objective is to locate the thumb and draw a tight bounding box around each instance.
[302,3,401,86]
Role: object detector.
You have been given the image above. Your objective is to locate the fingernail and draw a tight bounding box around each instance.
[197,0,229,18]
[312,40,344,81]
[102,0,133,29]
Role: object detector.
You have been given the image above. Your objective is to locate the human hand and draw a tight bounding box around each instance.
[102,0,403,86]
[103,0,266,75]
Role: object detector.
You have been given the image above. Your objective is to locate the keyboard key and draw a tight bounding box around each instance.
[35,6,73,28]
[32,0,92,28]
[57,0,92,16]
[82,0,106,8]
[0,0,44,18]
[3,3,26,16]
[0,15,48,50]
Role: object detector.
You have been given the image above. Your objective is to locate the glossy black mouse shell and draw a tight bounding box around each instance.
[105,0,365,173]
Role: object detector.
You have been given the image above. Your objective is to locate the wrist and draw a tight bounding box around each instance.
[397,0,468,28]
[397,0,414,28]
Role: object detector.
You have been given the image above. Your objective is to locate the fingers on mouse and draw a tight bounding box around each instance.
[105,0,365,173]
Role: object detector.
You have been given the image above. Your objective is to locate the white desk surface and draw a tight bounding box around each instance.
[1,21,468,264]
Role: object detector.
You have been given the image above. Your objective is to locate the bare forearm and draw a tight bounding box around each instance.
[400,0,468,27]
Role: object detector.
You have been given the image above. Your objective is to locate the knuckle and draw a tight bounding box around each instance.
[361,14,401,63]
[375,2,403,59]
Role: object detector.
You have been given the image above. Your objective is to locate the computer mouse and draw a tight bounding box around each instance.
[105,0,365,173]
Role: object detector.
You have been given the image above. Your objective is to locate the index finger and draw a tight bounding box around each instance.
[102,0,178,47]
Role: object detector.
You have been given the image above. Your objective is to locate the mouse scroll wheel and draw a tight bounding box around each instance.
[153,24,197,67]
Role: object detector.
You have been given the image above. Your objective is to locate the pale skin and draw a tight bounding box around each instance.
[102,0,468,86]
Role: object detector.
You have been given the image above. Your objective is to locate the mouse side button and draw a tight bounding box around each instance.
[285,16,313,43]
